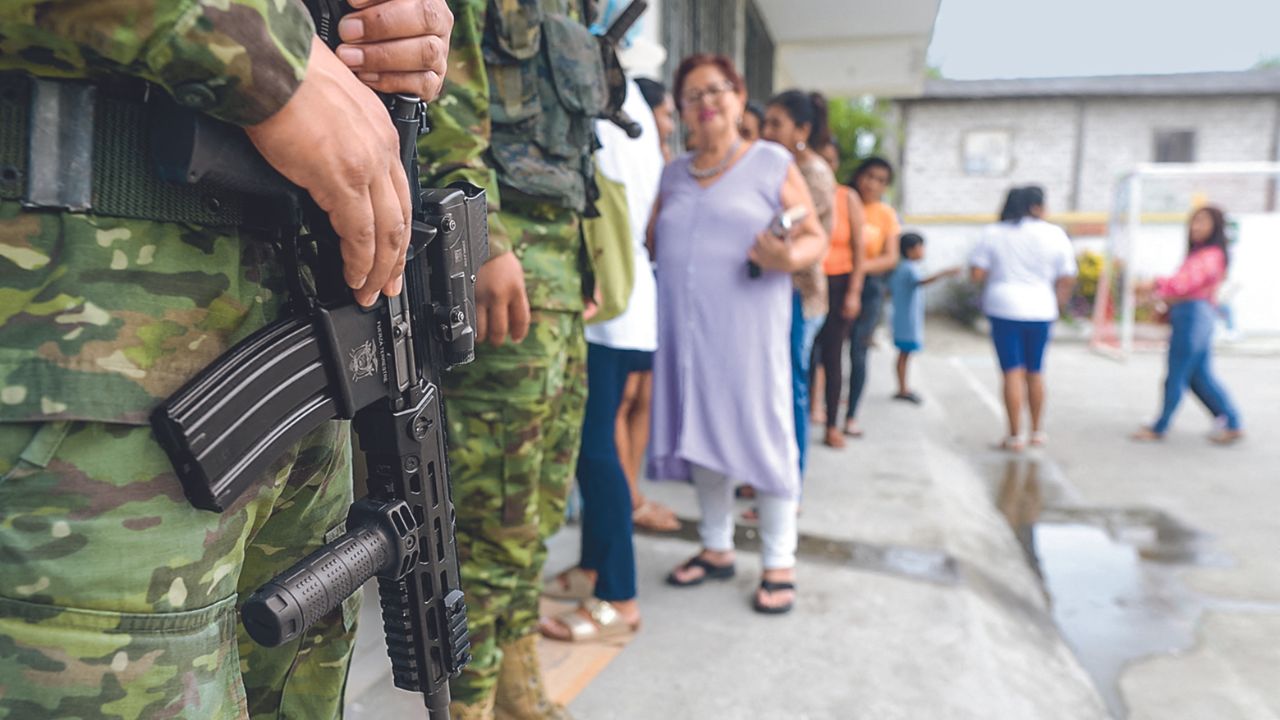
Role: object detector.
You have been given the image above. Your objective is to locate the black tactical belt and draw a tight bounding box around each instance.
[0,73,270,228]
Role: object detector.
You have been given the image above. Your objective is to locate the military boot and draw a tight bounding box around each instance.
[449,689,497,720]
[493,634,573,720]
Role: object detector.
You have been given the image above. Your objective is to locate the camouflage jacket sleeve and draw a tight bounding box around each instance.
[418,0,511,256]
[0,0,314,126]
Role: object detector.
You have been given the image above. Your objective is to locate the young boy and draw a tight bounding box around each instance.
[888,232,961,403]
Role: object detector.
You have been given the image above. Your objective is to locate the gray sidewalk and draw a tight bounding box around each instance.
[560,328,1105,720]
[347,321,1280,719]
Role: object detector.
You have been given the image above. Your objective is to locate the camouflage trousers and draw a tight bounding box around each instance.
[0,420,357,719]
[443,309,587,706]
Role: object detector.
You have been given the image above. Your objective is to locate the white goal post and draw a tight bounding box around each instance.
[1090,162,1280,359]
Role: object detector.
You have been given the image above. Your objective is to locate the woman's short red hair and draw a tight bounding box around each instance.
[672,54,745,111]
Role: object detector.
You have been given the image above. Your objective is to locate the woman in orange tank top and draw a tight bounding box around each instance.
[836,157,901,440]
[811,141,867,447]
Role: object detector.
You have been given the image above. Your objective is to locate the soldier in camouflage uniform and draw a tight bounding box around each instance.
[419,1,609,717]
[0,0,451,717]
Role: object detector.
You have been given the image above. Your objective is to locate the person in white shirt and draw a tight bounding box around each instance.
[969,186,1078,451]
[540,74,668,642]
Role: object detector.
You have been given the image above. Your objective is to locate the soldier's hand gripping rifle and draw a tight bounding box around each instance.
[149,2,476,717]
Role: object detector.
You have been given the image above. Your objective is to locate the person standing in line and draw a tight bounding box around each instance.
[648,54,826,614]
[636,77,677,164]
[1131,205,1243,444]
[0,0,451,716]
[887,232,961,403]
[761,90,834,474]
[538,72,666,643]
[810,139,866,448]
[418,0,608,716]
[741,100,766,142]
[843,157,902,439]
[969,186,1078,452]
[610,76,681,533]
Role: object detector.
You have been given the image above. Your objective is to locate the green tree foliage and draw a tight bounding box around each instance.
[827,97,891,183]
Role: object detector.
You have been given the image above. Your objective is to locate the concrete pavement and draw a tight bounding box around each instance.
[562,325,1105,720]
[907,323,1280,720]
[345,320,1280,719]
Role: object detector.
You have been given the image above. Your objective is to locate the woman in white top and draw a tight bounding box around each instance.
[969,186,1078,451]
[540,75,667,642]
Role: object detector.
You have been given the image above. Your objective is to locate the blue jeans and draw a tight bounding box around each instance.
[791,292,825,474]
[577,343,651,601]
[1153,301,1241,433]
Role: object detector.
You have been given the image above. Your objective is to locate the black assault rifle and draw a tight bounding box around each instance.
[149,1,478,717]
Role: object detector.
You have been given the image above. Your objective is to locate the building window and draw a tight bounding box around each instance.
[1154,130,1196,163]
[962,130,1013,176]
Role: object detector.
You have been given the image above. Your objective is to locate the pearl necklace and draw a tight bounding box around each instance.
[687,138,743,180]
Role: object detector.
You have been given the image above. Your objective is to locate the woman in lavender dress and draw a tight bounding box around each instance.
[646,54,827,614]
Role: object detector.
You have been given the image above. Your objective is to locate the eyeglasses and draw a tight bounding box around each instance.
[680,83,733,108]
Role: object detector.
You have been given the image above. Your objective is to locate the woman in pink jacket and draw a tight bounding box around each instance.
[1133,205,1243,444]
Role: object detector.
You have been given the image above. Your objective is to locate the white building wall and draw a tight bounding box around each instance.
[1077,97,1279,213]
[901,99,1080,216]
[901,96,1280,217]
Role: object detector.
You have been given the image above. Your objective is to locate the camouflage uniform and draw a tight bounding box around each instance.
[420,0,597,710]
[1,3,357,718]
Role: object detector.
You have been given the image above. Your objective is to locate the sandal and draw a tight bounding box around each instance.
[666,555,736,587]
[538,599,640,642]
[543,566,595,601]
[843,419,864,438]
[632,498,680,533]
[752,579,796,615]
[1130,427,1164,442]
[823,426,846,449]
[892,392,923,405]
[1029,431,1048,447]
[995,436,1025,452]
[1208,429,1244,446]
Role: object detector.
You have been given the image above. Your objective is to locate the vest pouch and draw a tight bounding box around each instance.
[487,0,543,60]
[491,140,586,212]
[538,15,607,159]
[483,5,604,212]
[540,15,608,116]
[484,0,544,125]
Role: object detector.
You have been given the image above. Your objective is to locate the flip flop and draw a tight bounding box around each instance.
[539,599,640,642]
[666,555,736,587]
[632,499,680,533]
[994,436,1025,452]
[823,427,846,448]
[1208,429,1244,446]
[542,566,595,601]
[752,579,796,615]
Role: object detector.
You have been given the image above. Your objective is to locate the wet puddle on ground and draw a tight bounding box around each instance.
[640,517,961,586]
[991,457,1277,719]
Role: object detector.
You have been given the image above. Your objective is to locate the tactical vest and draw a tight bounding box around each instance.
[483,0,608,214]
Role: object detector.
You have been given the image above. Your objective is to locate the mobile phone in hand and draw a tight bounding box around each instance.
[748,206,809,279]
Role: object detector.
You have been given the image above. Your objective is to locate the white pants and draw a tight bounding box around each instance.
[690,464,798,569]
